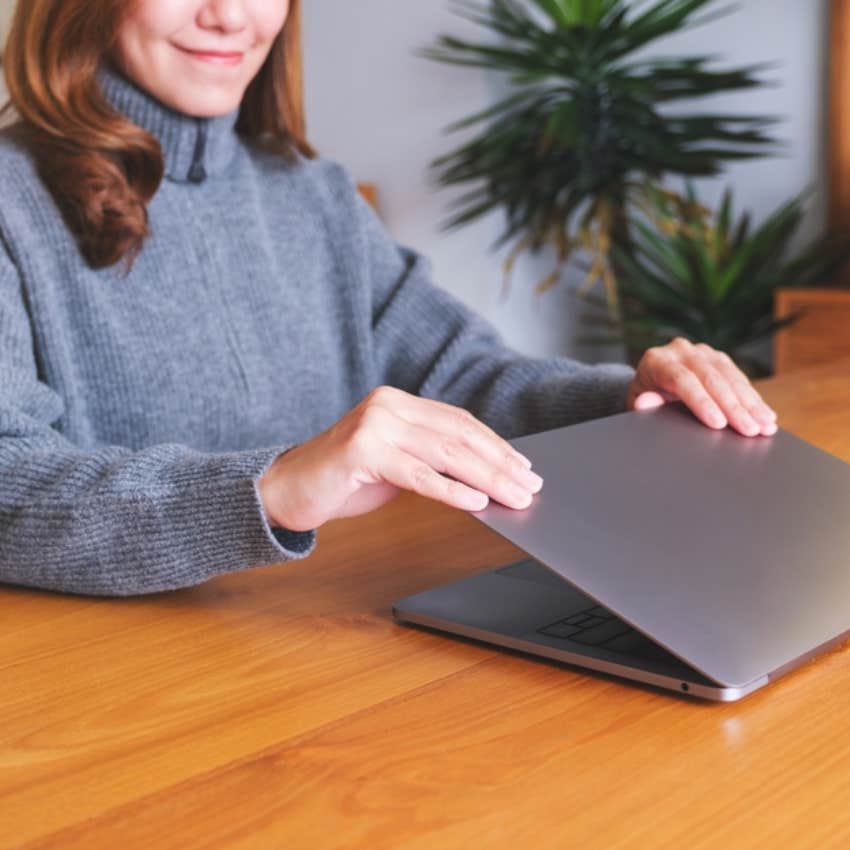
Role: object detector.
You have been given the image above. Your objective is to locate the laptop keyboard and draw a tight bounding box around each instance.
[538,605,677,663]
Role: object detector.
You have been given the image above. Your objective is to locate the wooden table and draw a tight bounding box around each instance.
[3,358,850,849]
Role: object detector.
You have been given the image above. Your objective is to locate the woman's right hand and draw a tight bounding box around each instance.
[257,386,543,532]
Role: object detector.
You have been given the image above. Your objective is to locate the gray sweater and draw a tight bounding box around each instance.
[0,67,635,596]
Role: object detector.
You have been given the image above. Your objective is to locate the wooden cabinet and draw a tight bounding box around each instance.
[774,288,850,374]
[773,0,850,374]
[829,0,850,254]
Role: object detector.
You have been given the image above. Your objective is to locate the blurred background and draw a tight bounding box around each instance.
[0,1,830,364]
[301,1,827,362]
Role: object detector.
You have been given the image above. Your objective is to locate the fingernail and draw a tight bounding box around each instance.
[763,421,778,436]
[711,411,727,429]
[743,416,760,436]
[511,485,533,507]
[521,469,544,491]
[516,453,532,468]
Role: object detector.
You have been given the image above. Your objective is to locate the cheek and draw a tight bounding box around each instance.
[115,3,192,70]
[250,0,290,44]
[118,0,191,44]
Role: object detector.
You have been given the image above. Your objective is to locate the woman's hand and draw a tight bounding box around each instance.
[258,386,543,531]
[626,337,778,437]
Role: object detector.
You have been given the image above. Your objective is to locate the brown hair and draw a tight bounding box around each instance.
[0,0,314,270]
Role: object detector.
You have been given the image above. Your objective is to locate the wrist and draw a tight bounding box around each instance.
[257,469,279,526]
[258,449,294,529]
[257,448,316,532]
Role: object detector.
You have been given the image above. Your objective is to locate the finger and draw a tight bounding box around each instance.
[645,349,729,430]
[369,386,535,475]
[392,421,542,510]
[387,389,532,467]
[696,345,777,427]
[378,444,492,512]
[639,345,725,426]
[685,347,771,436]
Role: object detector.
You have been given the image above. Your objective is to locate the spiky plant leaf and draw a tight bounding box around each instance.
[425,0,778,293]
[585,190,850,376]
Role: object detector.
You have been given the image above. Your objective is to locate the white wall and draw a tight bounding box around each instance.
[0,0,10,40]
[0,0,12,104]
[303,0,829,362]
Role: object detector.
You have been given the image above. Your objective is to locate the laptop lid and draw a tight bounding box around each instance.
[473,404,850,688]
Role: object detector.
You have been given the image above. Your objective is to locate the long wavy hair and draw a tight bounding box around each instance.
[0,0,314,270]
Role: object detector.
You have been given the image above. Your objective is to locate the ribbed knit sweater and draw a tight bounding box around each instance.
[0,66,635,596]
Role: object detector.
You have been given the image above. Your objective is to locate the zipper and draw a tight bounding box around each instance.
[187,118,208,183]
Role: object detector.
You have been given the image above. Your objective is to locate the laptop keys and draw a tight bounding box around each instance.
[571,619,632,646]
[538,605,682,665]
[538,622,583,639]
[539,606,631,646]
[537,605,636,648]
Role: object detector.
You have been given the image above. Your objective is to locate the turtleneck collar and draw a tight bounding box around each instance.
[97,63,241,184]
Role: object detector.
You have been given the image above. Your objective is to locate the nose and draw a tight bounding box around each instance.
[197,0,249,33]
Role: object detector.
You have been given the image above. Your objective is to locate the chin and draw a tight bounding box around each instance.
[164,88,244,118]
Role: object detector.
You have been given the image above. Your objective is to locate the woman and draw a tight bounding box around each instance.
[0,0,777,596]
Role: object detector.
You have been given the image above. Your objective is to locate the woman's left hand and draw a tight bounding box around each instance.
[625,337,778,437]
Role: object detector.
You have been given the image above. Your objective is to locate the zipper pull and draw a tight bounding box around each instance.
[188,118,208,183]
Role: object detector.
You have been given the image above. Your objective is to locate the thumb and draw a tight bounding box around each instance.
[633,391,666,410]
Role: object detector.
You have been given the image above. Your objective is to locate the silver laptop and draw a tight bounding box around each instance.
[393,403,850,701]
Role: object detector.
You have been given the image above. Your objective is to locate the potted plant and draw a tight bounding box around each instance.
[424,0,777,322]
[579,186,847,377]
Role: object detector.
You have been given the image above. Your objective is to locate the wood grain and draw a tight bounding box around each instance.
[831,0,850,271]
[774,288,850,374]
[770,0,850,370]
[3,358,850,849]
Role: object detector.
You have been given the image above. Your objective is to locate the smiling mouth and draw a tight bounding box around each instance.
[175,46,245,66]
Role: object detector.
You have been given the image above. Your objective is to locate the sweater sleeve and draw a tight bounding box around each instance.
[0,240,314,597]
[324,165,636,439]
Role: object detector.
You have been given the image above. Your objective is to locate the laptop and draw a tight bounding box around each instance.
[393,403,850,701]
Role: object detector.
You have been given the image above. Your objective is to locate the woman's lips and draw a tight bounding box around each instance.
[177,46,244,66]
